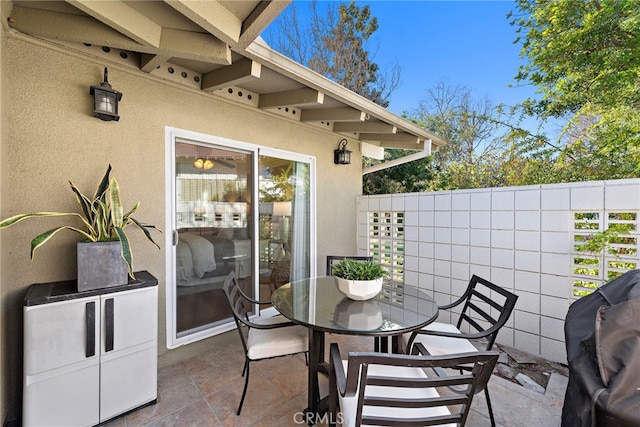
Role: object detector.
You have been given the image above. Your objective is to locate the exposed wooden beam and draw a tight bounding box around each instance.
[160,28,231,65]
[300,108,367,122]
[165,0,241,46]
[140,54,170,73]
[66,0,162,47]
[239,1,292,48]
[7,5,231,65]
[332,122,397,133]
[201,58,261,91]
[363,143,431,175]
[378,141,426,149]
[8,5,137,48]
[259,88,324,109]
[359,133,422,144]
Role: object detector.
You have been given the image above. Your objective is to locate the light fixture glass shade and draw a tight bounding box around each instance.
[193,158,214,169]
[89,68,122,121]
[334,139,352,165]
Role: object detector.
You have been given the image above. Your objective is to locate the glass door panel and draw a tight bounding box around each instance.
[174,141,253,337]
[258,155,311,301]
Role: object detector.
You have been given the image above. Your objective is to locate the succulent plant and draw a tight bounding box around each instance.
[0,165,160,278]
[331,258,387,281]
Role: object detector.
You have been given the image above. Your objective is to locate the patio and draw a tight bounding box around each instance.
[103,332,567,427]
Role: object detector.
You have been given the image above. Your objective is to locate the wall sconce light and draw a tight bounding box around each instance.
[334,138,352,165]
[89,67,122,121]
[194,158,214,169]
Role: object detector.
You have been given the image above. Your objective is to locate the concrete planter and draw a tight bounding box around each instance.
[77,241,128,292]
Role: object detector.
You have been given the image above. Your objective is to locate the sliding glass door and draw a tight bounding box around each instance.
[173,140,253,339]
[166,128,315,348]
[257,153,313,301]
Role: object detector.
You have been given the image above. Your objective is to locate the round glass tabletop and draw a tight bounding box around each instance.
[271,276,439,336]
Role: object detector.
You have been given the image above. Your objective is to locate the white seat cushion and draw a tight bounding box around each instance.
[339,360,454,427]
[252,314,294,326]
[403,322,479,355]
[247,316,308,360]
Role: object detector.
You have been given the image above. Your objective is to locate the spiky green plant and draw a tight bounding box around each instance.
[331,258,387,281]
[0,165,160,278]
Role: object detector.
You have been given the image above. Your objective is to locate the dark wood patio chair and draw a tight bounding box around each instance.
[329,342,499,426]
[222,272,308,415]
[403,274,518,427]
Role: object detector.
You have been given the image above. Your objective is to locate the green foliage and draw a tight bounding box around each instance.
[363,149,435,195]
[0,165,160,278]
[331,258,387,280]
[509,0,640,174]
[575,224,634,256]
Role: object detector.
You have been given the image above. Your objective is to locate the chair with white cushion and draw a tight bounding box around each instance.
[222,272,309,415]
[329,342,498,427]
[403,274,518,426]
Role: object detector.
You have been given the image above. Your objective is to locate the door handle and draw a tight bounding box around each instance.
[105,298,114,352]
[85,301,96,358]
[173,230,179,246]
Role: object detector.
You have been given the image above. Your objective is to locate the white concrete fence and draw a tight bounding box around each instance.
[357,178,640,363]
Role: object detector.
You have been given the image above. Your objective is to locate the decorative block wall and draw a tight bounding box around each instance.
[357,179,640,363]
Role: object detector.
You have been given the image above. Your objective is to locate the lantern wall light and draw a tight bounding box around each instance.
[89,67,122,121]
[334,138,352,165]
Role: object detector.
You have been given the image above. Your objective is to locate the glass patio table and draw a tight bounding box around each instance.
[271,276,439,423]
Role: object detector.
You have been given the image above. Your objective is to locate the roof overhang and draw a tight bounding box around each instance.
[2,0,446,157]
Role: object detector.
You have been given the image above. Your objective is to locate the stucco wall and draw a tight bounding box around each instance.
[0,35,362,422]
[358,179,640,364]
[0,6,8,423]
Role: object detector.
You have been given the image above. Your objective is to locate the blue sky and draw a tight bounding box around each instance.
[263,1,538,117]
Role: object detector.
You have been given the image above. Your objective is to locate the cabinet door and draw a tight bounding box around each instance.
[23,297,100,427]
[24,296,100,376]
[100,286,157,421]
[101,287,157,355]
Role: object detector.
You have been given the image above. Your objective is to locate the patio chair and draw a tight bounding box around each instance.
[329,342,498,427]
[326,255,373,276]
[222,272,309,415]
[403,274,518,427]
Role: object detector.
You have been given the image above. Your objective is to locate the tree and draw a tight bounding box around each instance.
[270,1,400,107]
[509,0,640,173]
[362,150,435,195]
[410,82,505,190]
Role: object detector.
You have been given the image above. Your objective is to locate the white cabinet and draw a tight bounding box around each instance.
[23,272,158,427]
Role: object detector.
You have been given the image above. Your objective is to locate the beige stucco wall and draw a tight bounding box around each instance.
[0,34,361,423]
[1,5,8,423]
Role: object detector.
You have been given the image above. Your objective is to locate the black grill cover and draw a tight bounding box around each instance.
[562,269,640,427]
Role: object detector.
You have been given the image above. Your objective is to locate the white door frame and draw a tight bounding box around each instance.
[164,126,316,349]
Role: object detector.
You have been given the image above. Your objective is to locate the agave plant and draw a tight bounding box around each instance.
[331,258,387,281]
[0,164,160,278]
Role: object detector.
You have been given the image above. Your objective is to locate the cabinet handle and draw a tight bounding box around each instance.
[105,298,114,352]
[85,301,96,358]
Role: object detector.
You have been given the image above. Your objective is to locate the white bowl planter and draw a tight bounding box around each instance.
[336,277,383,300]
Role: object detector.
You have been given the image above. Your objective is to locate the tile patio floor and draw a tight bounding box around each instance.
[103,332,568,427]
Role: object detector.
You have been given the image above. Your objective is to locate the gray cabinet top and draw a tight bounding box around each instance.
[24,271,158,306]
